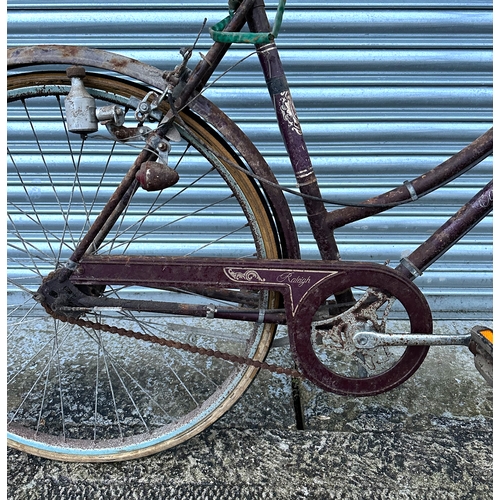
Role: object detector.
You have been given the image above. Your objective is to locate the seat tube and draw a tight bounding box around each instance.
[247,1,342,262]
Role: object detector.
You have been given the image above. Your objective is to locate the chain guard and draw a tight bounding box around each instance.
[288,266,432,396]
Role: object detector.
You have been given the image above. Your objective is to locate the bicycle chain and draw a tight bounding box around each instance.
[41,300,304,379]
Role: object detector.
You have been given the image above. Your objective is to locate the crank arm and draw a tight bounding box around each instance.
[352,331,471,348]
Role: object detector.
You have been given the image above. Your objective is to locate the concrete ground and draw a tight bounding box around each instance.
[7,321,493,499]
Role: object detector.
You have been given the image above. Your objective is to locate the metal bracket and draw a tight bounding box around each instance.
[404,180,419,201]
[206,304,217,319]
[102,122,153,143]
[134,91,163,123]
[399,256,422,277]
[148,134,172,165]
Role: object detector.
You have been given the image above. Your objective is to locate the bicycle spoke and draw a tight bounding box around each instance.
[99,335,129,439]
[8,323,72,426]
[93,342,101,440]
[101,167,223,254]
[185,222,250,256]
[8,152,60,264]
[58,97,98,245]
[8,327,69,386]
[35,350,53,436]
[166,362,200,408]
[21,99,80,252]
[84,326,174,433]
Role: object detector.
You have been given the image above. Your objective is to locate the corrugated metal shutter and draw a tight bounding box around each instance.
[7,0,493,319]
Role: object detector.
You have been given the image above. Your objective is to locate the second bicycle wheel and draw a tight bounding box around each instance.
[7,71,282,461]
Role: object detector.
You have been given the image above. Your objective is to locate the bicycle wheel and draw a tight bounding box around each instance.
[7,70,282,461]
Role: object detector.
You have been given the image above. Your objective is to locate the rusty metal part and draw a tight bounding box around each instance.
[8,45,167,89]
[325,127,493,230]
[352,331,471,348]
[76,295,287,324]
[136,161,179,191]
[314,288,390,337]
[104,123,151,141]
[135,91,164,122]
[166,286,261,307]
[162,46,193,101]
[84,182,139,258]
[311,288,408,378]
[37,269,302,379]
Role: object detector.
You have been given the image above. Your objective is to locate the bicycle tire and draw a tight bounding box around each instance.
[7,70,283,461]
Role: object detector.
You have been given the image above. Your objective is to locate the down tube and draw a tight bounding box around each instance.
[395,181,493,281]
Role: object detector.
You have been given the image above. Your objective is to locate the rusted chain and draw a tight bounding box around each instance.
[43,302,304,379]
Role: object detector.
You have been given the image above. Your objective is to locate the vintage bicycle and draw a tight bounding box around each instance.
[7,0,493,462]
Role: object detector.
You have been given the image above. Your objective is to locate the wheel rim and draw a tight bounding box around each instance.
[7,72,280,460]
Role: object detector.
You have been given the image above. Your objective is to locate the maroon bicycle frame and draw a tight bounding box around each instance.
[7,0,492,396]
[42,0,491,316]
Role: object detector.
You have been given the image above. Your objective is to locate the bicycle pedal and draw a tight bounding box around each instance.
[136,161,179,191]
[468,325,493,386]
